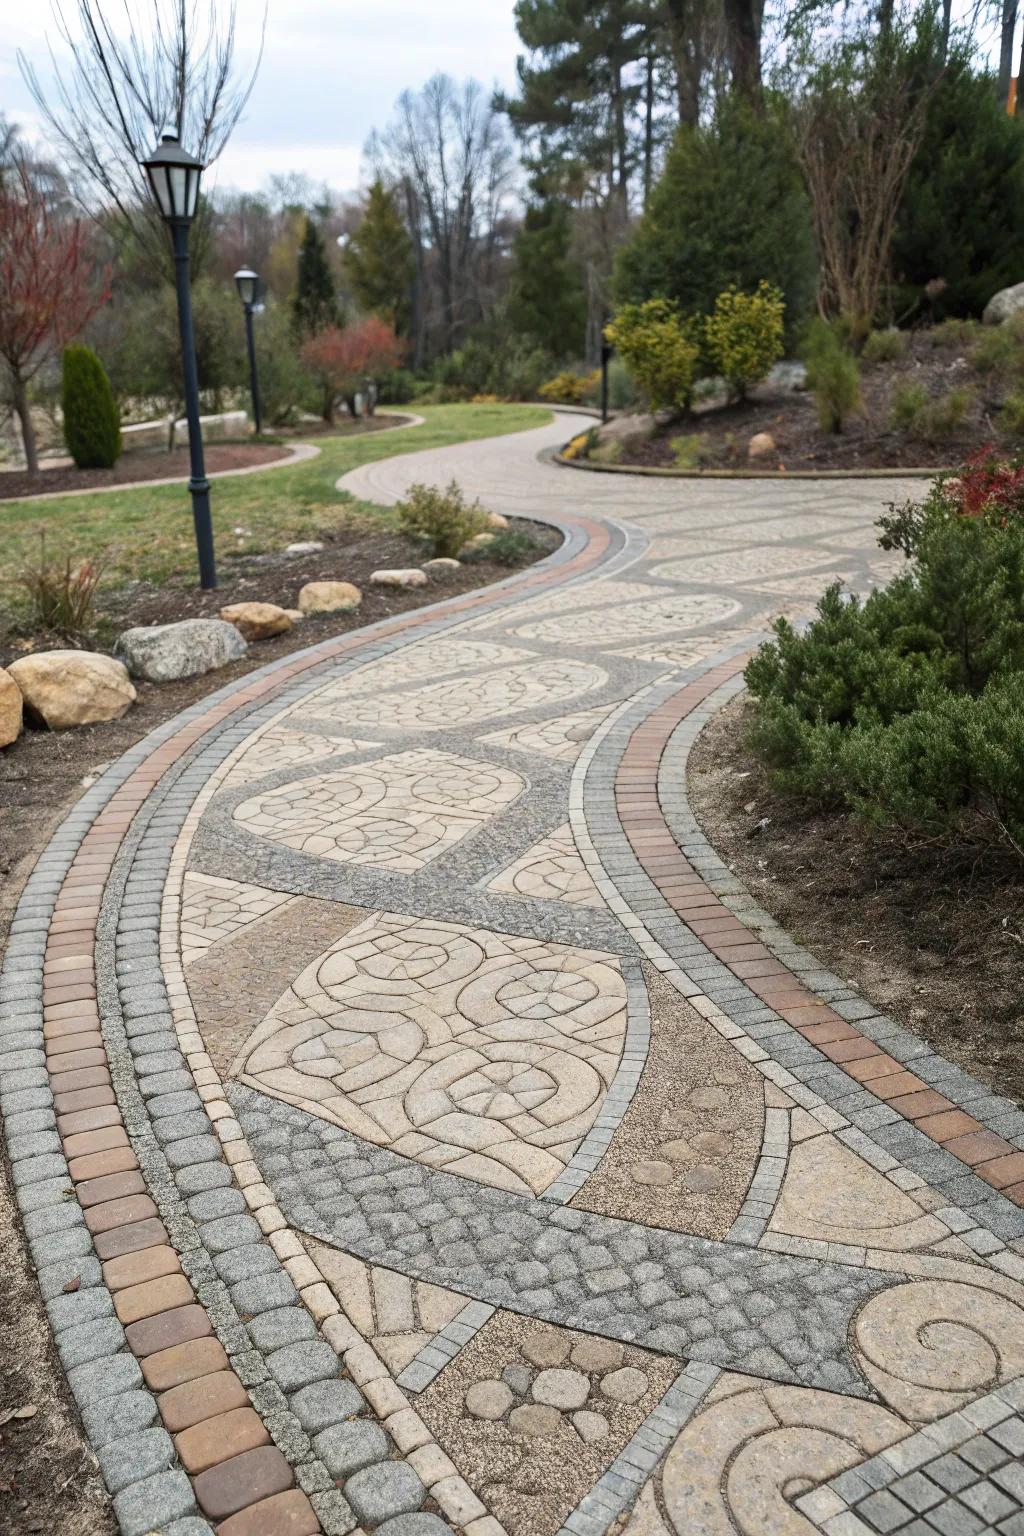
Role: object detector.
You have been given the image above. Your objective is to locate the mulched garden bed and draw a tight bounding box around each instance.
[689,694,1024,1109]
[0,416,403,501]
[618,330,998,472]
[0,513,557,1536]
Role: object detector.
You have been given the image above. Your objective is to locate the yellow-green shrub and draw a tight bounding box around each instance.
[604,300,700,413]
[703,281,785,398]
[539,370,600,404]
[396,480,491,557]
[671,433,709,469]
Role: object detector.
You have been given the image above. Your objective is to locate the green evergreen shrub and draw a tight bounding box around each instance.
[614,95,816,338]
[744,455,1024,854]
[891,55,1024,320]
[61,345,122,469]
[395,480,491,558]
[890,382,972,442]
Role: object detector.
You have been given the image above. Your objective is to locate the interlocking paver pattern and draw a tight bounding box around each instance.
[4,411,1024,1536]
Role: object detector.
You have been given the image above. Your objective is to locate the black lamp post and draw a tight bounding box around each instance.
[234,268,263,437]
[142,131,217,590]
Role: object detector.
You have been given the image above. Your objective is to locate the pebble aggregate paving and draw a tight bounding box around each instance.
[4,410,1024,1536]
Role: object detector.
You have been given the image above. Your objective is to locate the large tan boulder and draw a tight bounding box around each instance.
[8,650,136,730]
[593,412,658,450]
[423,558,462,577]
[370,568,427,589]
[298,581,362,615]
[747,431,777,461]
[0,668,23,747]
[220,601,293,641]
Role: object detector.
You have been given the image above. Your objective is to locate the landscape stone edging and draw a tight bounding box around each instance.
[553,449,944,481]
[662,675,1024,1163]
[569,652,1024,1260]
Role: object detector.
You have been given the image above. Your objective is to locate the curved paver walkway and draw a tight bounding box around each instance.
[4,408,1024,1536]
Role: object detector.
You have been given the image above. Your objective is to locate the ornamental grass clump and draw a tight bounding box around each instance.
[745,450,1024,856]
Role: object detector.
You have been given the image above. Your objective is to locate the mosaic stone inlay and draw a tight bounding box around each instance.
[221,723,379,787]
[308,637,534,700]
[232,747,525,871]
[487,824,603,909]
[480,703,615,762]
[234,910,629,1194]
[179,871,294,966]
[651,545,847,586]
[310,658,608,730]
[512,593,741,645]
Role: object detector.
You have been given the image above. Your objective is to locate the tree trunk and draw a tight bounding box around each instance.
[999,0,1019,109]
[610,64,630,217]
[665,0,702,127]
[724,0,763,103]
[643,54,655,207]
[12,371,39,475]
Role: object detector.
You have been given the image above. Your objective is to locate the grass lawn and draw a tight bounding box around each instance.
[0,403,550,597]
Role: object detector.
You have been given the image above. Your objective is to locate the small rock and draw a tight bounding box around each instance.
[689,1086,729,1111]
[532,1368,590,1410]
[283,608,305,622]
[219,601,293,641]
[570,1338,623,1374]
[487,512,509,530]
[660,1139,692,1162]
[298,580,362,615]
[600,1367,649,1405]
[747,431,776,461]
[115,619,246,683]
[465,1380,513,1420]
[423,558,462,575]
[285,540,325,555]
[983,280,1024,325]
[502,1363,533,1395]
[509,1404,562,1439]
[683,1164,723,1193]
[572,1410,610,1444]
[0,667,23,747]
[8,650,136,729]
[370,568,428,589]
[631,1160,674,1187]
[691,1131,733,1158]
[461,532,495,554]
[522,1329,571,1369]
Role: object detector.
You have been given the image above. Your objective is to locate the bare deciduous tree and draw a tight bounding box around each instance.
[20,0,264,267]
[369,75,516,362]
[792,21,937,344]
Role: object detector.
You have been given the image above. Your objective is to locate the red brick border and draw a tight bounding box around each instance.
[34,511,613,1533]
[614,657,1024,1209]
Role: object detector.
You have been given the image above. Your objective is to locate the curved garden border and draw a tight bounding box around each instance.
[553,448,942,481]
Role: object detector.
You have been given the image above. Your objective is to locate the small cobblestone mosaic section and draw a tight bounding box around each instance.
[7,414,1024,1536]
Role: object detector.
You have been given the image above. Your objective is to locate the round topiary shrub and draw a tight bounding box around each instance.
[62,345,122,469]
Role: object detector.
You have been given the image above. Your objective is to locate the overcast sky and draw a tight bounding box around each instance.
[0,0,522,197]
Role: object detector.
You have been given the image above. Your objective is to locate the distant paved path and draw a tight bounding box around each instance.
[5,408,1024,1536]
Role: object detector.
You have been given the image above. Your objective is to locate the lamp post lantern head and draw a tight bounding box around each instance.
[234,268,259,307]
[143,132,203,224]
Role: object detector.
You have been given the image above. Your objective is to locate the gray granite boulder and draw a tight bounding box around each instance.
[115,618,247,682]
[983,280,1024,325]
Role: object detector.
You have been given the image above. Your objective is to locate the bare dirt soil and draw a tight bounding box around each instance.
[623,331,997,472]
[689,695,1024,1108]
[0,515,558,1535]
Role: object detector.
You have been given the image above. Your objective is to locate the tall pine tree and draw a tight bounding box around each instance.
[506,201,587,359]
[291,217,336,338]
[343,180,414,333]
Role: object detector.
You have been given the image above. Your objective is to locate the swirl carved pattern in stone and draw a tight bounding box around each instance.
[487,823,603,909]
[480,703,615,763]
[306,638,533,702]
[232,748,525,871]
[233,911,629,1195]
[222,724,379,787]
[511,594,741,646]
[651,545,848,587]
[308,659,608,731]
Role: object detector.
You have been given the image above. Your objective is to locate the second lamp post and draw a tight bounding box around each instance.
[234,268,263,437]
